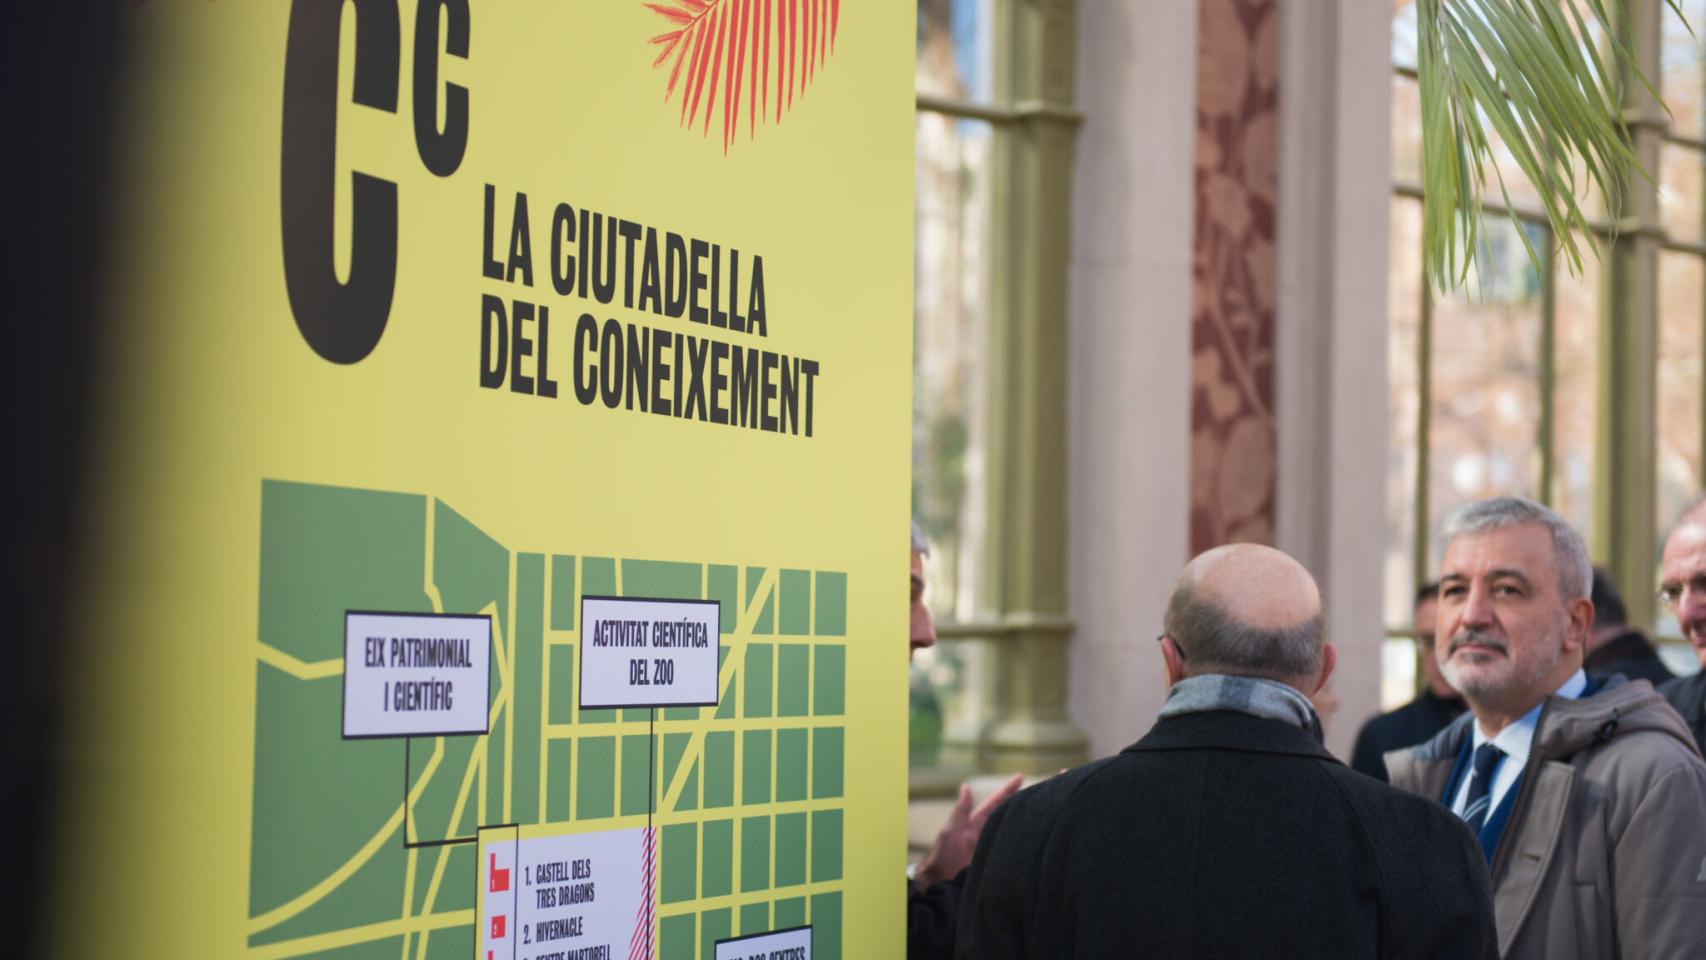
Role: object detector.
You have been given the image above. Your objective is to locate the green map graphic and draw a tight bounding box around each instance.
[249,480,848,959]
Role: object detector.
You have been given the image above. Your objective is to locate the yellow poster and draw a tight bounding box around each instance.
[52,3,911,958]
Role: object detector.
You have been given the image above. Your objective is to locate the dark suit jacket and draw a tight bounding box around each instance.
[1350,689,1466,782]
[954,711,1499,959]
[1585,629,1676,688]
[907,871,963,960]
[1660,670,1706,755]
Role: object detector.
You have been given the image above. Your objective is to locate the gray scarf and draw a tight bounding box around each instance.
[1158,674,1325,743]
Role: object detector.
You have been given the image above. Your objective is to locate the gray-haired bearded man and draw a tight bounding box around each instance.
[1387,496,1706,959]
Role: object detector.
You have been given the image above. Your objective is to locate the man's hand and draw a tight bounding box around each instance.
[914,772,1025,889]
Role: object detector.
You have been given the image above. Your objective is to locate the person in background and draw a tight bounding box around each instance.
[1386,497,1706,959]
[1350,581,1466,782]
[954,543,1497,959]
[1658,497,1706,754]
[906,522,1022,960]
[1583,566,1675,687]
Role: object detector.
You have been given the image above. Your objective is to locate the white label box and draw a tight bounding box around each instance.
[715,926,812,960]
[341,611,492,738]
[579,596,720,709]
[480,826,657,960]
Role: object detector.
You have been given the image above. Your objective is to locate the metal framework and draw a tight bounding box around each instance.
[1389,0,1706,653]
[914,0,1087,777]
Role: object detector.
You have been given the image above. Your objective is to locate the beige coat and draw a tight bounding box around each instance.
[1387,677,1706,959]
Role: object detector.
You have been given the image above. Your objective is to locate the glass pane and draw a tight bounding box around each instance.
[1393,0,1417,71]
[914,112,992,621]
[910,110,995,766]
[917,0,995,101]
[910,639,981,768]
[1660,143,1704,247]
[1656,252,1704,539]
[1662,0,1705,142]
[1381,637,1420,711]
[1393,73,1421,186]
[1475,112,1544,218]
[1427,217,1546,573]
[1388,198,1424,628]
[1552,235,1600,543]
[1659,642,1704,675]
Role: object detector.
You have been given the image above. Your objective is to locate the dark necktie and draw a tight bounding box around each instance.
[1460,742,1504,833]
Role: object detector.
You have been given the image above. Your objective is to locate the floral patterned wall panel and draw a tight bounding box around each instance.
[1191,0,1278,551]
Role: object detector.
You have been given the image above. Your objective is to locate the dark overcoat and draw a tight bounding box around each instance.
[1349,689,1465,782]
[954,710,1498,959]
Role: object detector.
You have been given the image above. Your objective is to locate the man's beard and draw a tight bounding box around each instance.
[1440,623,1562,701]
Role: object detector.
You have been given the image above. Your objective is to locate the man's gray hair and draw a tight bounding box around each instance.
[1441,496,1591,600]
[911,520,930,555]
[1664,491,1706,541]
[1163,581,1326,683]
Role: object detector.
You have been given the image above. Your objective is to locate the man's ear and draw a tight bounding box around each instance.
[1564,596,1593,654]
[1311,643,1338,696]
[1160,636,1187,690]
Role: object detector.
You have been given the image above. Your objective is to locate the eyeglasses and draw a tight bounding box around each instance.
[1657,572,1706,609]
[1157,634,1187,660]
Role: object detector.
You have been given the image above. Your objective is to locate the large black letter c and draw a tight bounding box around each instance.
[280,0,401,365]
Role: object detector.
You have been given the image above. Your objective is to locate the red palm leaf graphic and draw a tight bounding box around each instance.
[699,5,727,135]
[645,0,838,152]
[785,0,796,109]
[645,3,692,25]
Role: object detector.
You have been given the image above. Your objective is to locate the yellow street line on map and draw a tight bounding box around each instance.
[407,494,438,960]
[403,736,445,842]
[647,798,842,829]
[660,567,775,813]
[424,497,444,614]
[402,738,437,960]
[413,754,481,960]
[487,597,509,688]
[398,844,417,960]
[613,559,627,819]
[247,804,404,935]
[731,720,744,893]
[242,737,446,940]
[504,552,517,825]
[479,598,507,831]
[542,714,843,738]
[415,679,504,960]
[254,556,810,950]
[655,879,842,918]
[256,643,343,680]
[254,498,566,955]
[247,909,474,960]
[539,557,557,821]
[489,799,839,840]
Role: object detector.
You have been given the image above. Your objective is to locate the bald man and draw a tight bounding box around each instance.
[953,545,1497,959]
[1659,498,1706,754]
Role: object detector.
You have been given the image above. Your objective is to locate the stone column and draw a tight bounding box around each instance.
[1271,0,1393,759]
[979,0,1090,774]
[1596,0,1663,628]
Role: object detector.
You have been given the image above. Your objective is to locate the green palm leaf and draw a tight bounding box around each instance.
[1417,0,1688,290]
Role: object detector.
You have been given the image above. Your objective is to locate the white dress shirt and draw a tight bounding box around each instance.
[1450,668,1588,817]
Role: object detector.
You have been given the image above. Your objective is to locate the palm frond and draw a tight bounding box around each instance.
[1417,0,1686,290]
[644,0,841,152]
